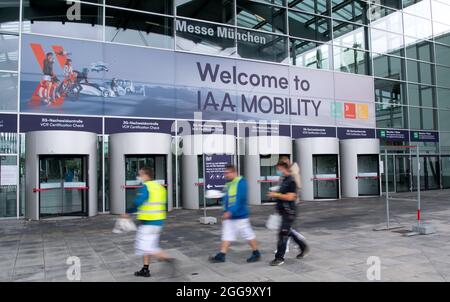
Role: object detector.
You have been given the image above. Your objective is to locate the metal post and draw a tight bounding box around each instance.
[385,149,390,229]
[416,145,421,225]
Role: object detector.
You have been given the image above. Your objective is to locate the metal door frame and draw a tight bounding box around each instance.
[38,155,89,218]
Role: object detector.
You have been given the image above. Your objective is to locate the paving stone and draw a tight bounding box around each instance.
[1,190,450,281]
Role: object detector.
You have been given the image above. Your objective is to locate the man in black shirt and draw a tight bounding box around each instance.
[267,161,310,266]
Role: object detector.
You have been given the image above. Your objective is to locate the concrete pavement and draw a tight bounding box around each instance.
[1,190,450,282]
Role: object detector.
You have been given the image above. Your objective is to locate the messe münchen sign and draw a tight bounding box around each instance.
[176,19,268,45]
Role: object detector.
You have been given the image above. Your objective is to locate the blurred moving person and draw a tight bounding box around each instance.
[279,155,301,196]
[131,167,176,277]
[209,165,261,263]
[267,162,309,266]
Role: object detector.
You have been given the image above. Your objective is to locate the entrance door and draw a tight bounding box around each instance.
[124,155,167,213]
[259,154,289,203]
[442,156,450,189]
[357,154,380,196]
[39,156,88,217]
[395,155,411,192]
[312,154,339,199]
[412,156,440,190]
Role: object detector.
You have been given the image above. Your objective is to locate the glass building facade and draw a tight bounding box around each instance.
[1,0,450,218]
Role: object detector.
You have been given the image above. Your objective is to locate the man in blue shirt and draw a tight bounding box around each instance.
[209,164,261,263]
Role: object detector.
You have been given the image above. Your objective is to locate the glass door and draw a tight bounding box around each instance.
[39,156,87,217]
[124,155,167,213]
[395,155,411,192]
[412,156,440,190]
[259,154,288,203]
[357,154,380,196]
[442,156,450,189]
[312,154,339,199]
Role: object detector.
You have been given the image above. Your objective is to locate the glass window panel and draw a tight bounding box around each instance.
[403,14,433,40]
[369,5,403,34]
[441,132,450,153]
[403,0,431,19]
[0,155,17,218]
[375,79,406,105]
[22,1,103,41]
[373,54,405,81]
[375,103,408,128]
[175,18,236,56]
[379,0,401,9]
[0,133,17,154]
[435,43,450,67]
[333,46,368,75]
[236,0,286,34]
[175,0,234,25]
[436,65,450,88]
[370,28,404,56]
[431,0,450,26]
[290,38,331,69]
[288,10,332,42]
[437,87,450,109]
[406,60,434,85]
[0,72,17,111]
[333,20,367,50]
[105,8,174,49]
[433,22,450,45]
[409,106,437,130]
[405,39,434,63]
[237,29,288,63]
[258,0,286,6]
[331,0,368,24]
[106,0,173,15]
[439,110,450,131]
[288,0,330,16]
[407,83,436,107]
[0,34,18,71]
[0,0,19,32]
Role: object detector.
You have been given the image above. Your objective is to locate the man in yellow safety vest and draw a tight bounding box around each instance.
[133,167,175,277]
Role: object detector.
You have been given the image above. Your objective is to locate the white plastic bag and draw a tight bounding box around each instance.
[112,217,137,234]
[265,213,281,230]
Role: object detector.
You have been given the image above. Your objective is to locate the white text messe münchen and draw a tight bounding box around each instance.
[176,20,267,45]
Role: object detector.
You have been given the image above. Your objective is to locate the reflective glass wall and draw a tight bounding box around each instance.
[3,0,450,217]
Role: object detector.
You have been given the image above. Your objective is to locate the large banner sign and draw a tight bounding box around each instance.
[20,34,375,129]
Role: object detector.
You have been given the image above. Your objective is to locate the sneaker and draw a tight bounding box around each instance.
[270,258,285,266]
[134,267,151,277]
[246,250,261,263]
[209,252,226,263]
[296,245,311,259]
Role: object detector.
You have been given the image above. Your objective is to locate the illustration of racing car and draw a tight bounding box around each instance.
[90,62,109,72]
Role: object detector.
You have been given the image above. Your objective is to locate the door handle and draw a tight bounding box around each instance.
[33,188,53,192]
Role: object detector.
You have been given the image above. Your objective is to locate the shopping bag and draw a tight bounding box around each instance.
[112,217,137,234]
[265,213,281,230]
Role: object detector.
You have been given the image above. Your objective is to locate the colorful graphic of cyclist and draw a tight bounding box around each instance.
[31,52,63,106]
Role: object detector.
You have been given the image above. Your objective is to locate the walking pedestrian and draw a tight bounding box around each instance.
[131,167,176,277]
[267,162,309,266]
[209,164,261,263]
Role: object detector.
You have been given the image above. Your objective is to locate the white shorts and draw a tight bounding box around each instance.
[221,218,256,242]
[135,225,162,256]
